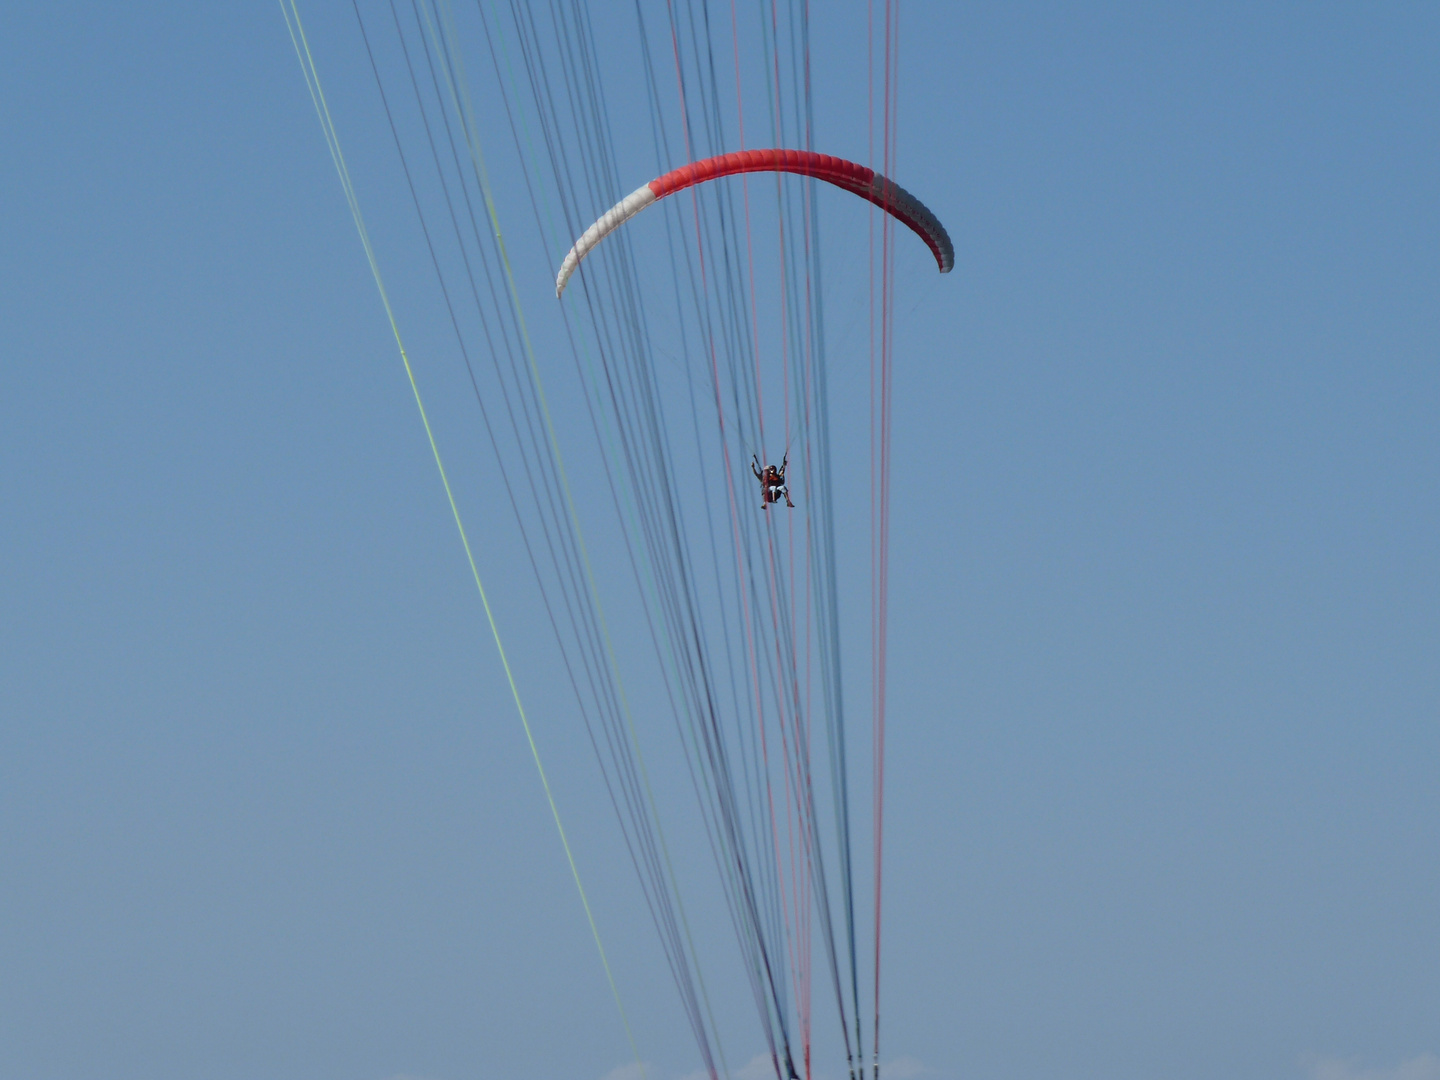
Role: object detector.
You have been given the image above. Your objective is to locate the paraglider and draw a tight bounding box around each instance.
[283,0,945,1071]
[555,148,954,297]
[752,454,794,509]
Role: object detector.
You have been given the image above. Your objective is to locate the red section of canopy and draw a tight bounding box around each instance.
[647,149,953,273]
[650,149,876,197]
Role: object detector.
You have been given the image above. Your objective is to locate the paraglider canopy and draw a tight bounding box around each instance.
[556,148,954,297]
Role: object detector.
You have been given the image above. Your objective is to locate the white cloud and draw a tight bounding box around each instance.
[602,1063,653,1080]
[680,1053,799,1080]
[879,1057,929,1080]
[674,1063,765,1080]
[675,1054,927,1080]
[1307,1054,1440,1080]
[736,1054,780,1080]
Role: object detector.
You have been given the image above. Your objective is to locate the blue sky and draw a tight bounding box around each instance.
[1,4,1437,1080]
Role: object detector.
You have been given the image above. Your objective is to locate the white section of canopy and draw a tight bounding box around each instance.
[555,184,658,297]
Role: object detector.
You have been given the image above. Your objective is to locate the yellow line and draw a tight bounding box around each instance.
[422,7,732,1074]
[280,2,639,1061]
